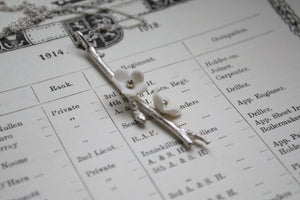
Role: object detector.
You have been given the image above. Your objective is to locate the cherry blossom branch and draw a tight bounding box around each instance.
[74,31,210,147]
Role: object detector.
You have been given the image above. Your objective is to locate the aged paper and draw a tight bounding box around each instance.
[0,0,300,199]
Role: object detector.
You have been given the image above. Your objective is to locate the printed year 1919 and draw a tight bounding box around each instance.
[138,22,160,32]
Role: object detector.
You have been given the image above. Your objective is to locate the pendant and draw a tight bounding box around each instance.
[75,31,210,147]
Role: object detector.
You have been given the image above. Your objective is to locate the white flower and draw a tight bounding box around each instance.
[153,89,181,117]
[112,69,148,96]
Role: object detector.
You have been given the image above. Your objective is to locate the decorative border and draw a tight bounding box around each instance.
[268,0,300,37]
[0,0,190,54]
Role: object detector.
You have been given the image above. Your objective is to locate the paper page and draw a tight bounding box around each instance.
[0,0,300,199]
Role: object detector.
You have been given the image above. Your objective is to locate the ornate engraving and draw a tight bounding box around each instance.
[0,0,191,54]
[144,0,189,10]
[269,0,300,37]
[0,32,30,53]
[63,12,123,49]
[51,0,85,6]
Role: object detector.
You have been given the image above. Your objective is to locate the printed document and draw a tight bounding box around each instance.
[0,0,300,199]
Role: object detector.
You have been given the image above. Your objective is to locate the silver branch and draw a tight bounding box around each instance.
[74,31,210,147]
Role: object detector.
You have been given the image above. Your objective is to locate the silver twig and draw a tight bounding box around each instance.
[74,31,210,147]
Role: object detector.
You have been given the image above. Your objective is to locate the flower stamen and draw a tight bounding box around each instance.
[162,99,168,106]
[126,79,135,88]
[112,69,147,96]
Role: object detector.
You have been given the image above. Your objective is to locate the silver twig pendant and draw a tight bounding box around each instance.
[75,31,210,147]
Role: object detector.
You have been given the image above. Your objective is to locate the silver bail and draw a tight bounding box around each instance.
[74,31,91,51]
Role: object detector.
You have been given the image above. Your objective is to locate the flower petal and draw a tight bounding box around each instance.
[153,92,166,111]
[153,90,181,117]
[134,82,148,95]
[120,88,138,96]
[130,70,144,84]
[114,69,129,82]
[112,78,124,92]
[163,105,182,117]
[112,69,147,97]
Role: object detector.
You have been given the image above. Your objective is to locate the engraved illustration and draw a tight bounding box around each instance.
[0,32,31,53]
[63,12,123,49]
[51,0,115,6]
[144,0,189,10]
[52,0,85,6]
[0,0,191,54]
[269,0,300,37]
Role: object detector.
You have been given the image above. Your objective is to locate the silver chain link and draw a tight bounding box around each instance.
[0,0,147,38]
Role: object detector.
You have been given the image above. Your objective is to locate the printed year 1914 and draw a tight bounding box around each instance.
[39,49,65,60]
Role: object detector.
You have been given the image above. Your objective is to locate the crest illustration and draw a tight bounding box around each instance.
[0,32,31,53]
[144,0,189,10]
[63,12,124,49]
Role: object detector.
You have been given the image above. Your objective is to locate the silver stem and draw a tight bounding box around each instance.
[135,99,194,147]
[75,31,146,123]
[74,31,209,147]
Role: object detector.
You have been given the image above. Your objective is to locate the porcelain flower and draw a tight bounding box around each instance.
[112,69,148,96]
[153,89,181,117]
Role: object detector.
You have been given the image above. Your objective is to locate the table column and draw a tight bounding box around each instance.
[0,89,90,200]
